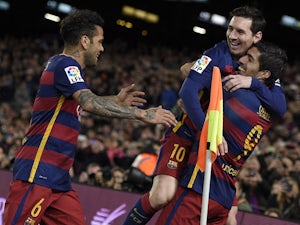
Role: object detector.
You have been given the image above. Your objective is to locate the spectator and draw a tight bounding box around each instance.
[235,179,253,212]
[268,176,300,221]
[107,166,126,191]
[238,156,270,213]
[131,143,159,176]
[0,146,9,169]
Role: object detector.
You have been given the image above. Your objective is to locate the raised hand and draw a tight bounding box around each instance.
[117,84,147,107]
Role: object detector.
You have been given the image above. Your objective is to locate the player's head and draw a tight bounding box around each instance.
[60,9,104,46]
[60,9,105,67]
[226,6,266,60]
[238,41,288,87]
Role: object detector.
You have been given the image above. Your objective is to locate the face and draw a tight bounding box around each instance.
[226,16,262,60]
[113,170,124,183]
[238,46,269,83]
[238,46,261,77]
[84,25,104,67]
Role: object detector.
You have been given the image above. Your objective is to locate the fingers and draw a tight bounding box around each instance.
[129,91,146,106]
[217,137,228,156]
[130,97,147,106]
[123,83,135,92]
[223,75,237,92]
[146,106,177,127]
[223,77,240,92]
[130,91,145,97]
[157,108,177,127]
[222,75,235,82]
[223,76,234,92]
[223,75,252,92]
[224,84,240,92]
[120,85,145,97]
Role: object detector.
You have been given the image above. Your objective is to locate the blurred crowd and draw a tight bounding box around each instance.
[1,34,300,222]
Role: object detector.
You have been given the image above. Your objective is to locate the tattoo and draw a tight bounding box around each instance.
[145,109,155,121]
[69,50,81,58]
[78,89,137,119]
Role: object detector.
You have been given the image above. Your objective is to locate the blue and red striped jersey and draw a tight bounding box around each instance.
[180,88,272,209]
[13,55,88,191]
[178,40,276,209]
[179,40,285,130]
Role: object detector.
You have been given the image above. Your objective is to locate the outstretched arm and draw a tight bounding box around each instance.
[223,75,286,117]
[73,85,177,127]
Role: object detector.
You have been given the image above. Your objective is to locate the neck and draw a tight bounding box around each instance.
[62,48,80,59]
[62,48,84,68]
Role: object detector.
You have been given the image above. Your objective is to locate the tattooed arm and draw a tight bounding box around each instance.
[73,88,177,127]
[104,84,147,107]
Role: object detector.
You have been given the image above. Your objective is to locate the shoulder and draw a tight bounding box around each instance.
[49,55,84,81]
[204,40,229,57]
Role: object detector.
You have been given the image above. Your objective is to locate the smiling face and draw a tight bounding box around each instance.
[238,46,261,76]
[238,46,270,82]
[84,25,104,67]
[226,16,262,60]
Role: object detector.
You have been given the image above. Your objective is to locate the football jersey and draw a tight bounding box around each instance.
[13,55,88,191]
[178,40,274,209]
[180,88,272,209]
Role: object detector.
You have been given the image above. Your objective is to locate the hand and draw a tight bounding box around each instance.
[177,98,186,113]
[117,84,147,107]
[180,61,195,77]
[223,75,252,92]
[141,106,177,127]
[271,181,285,195]
[217,136,228,156]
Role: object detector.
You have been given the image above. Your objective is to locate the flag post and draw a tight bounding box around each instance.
[197,66,223,225]
[200,150,212,225]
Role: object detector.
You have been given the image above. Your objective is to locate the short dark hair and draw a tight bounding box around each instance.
[229,6,266,34]
[254,41,288,86]
[60,9,105,45]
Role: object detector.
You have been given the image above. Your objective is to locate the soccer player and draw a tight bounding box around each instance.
[156,40,287,224]
[3,9,177,225]
[122,6,286,225]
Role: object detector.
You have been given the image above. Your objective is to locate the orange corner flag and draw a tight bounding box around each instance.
[197,66,223,172]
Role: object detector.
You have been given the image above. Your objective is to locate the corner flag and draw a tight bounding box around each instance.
[197,66,223,172]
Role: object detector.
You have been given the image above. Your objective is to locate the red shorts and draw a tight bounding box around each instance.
[4,180,86,225]
[155,130,193,178]
[155,186,229,225]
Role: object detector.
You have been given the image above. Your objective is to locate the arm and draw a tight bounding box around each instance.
[250,78,286,117]
[73,87,177,127]
[178,75,207,130]
[178,61,209,129]
[223,75,286,117]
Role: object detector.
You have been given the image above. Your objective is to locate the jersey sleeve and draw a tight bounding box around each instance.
[250,78,286,118]
[54,59,89,98]
[179,55,214,130]
[179,41,238,130]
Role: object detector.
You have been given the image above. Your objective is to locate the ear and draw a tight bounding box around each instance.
[80,35,90,50]
[253,31,262,44]
[257,70,271,82]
